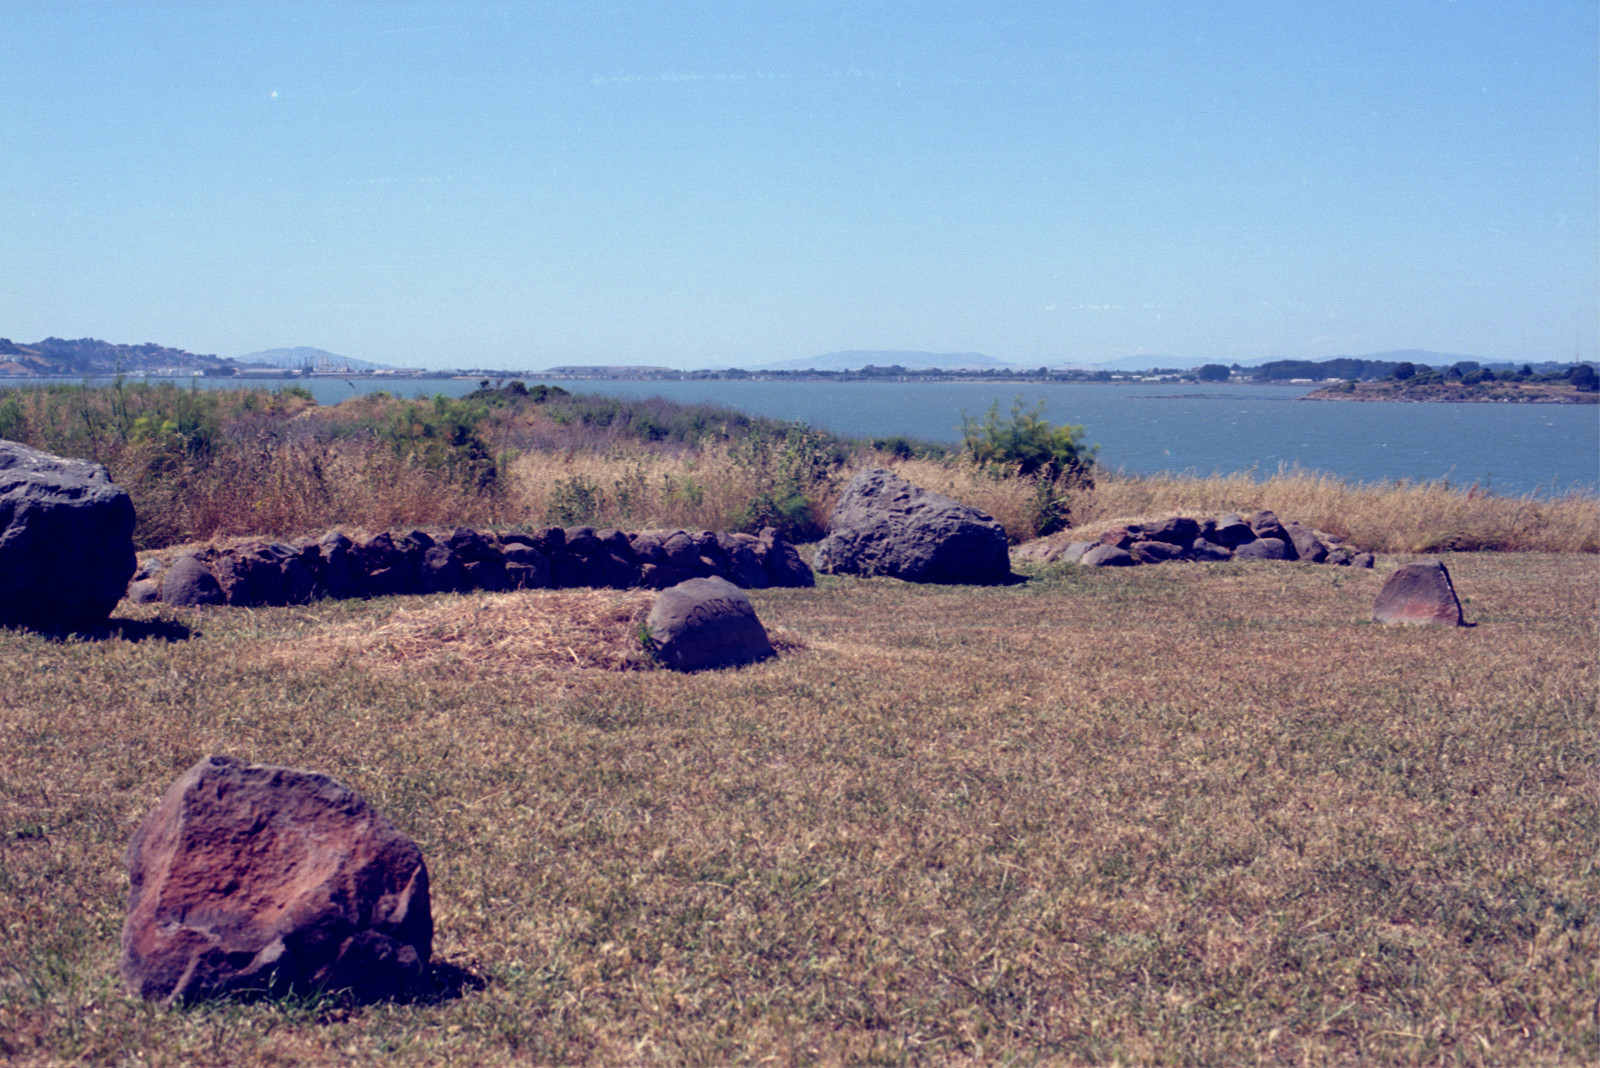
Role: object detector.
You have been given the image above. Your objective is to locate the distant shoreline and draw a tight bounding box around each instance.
[1301,381,1597,404]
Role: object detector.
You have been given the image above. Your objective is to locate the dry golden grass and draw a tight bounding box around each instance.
[1065,468,1600,554]
[0,552,1594,1065]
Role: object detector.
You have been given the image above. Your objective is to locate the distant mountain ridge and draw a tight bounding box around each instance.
[236,346,399,372]
[0,336,232,376]
[756,350,1014,371]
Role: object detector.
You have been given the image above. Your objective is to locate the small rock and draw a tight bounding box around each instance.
[1144,516,1199,546]
[645,576,775,671]
[1281,520,1327,563]
[1211,514,1256,548]
[1080,544,1137,567]
[1185,538,1233,562]
[1234,537,1291,561]
[1131,539,1185,563]
[1372,561,1465,626]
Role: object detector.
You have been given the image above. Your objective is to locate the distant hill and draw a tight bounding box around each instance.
[0,337,233,376]
[756,350,1015,372]
[236,347,398,372]
[1087,350,1480,374]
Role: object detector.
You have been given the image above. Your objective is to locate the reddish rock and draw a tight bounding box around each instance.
[121,755,432,1004]
[1372,561,1465,627]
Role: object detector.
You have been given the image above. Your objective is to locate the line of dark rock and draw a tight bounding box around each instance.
[127,525,814,609]
[1018,510,1376,568]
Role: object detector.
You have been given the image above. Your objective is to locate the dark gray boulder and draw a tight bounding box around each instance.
[1143,516,1199,546]
[0,440,137,630]
[1185,537,1233,562]
[1211,513,1256,548]
[814,468,1009,584]
[1130,539,1185,563]
[1234,537,1291,561]
[755,527,815,588]
[645,575,775,671]
[161,552,225,607]
[1281,520,1327,563]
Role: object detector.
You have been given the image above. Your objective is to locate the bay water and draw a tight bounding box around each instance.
[12,376,1596,496]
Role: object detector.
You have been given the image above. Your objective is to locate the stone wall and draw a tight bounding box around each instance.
[127,525,813,609]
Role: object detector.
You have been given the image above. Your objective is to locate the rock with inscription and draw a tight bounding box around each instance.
[1372,561,1465,626]
[645,575,774,671]
[120,755,432,1004]
[0,440,137,630]
[814,468,1009,584]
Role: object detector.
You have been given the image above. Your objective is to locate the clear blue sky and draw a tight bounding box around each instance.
[4,1,1595,370]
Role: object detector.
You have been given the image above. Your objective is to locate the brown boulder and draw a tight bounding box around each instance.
[121,755,432,1004]
[1372,561,1465,626]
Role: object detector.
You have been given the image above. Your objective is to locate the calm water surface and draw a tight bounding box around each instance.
[16,376,1598,496]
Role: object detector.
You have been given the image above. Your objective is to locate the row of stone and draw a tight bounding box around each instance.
[127,524,815,608]
[1020,510,1377,568]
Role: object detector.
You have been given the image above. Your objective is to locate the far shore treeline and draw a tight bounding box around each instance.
[2,335,1596,392]
[0,379,1593,558]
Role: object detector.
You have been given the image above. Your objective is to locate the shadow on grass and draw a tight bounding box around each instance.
[2,616,199,643]
[410,959,490,1005]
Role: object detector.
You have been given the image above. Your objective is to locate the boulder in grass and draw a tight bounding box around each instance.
[814,468,1009,584]
[645,575,774,672]
[120,755,432,1005]
[1372,561,1465,627]
[0,440,137,631]
[161,552,226,607]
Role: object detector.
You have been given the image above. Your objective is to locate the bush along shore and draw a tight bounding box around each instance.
[0,379,1594,555]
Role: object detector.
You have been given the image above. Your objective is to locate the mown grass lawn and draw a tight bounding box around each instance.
[1,553,1594,1065]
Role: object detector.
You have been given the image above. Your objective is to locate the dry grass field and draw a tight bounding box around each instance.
[1,551,1594,1065]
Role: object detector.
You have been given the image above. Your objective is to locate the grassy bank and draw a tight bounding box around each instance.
[1,381,1595,554]
[1,553,1594,1064]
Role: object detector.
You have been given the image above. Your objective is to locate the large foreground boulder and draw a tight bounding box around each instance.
[0,440,136,630]
[814,468,1009,584]
[121,755,433,1004]
[645,576,775,672]
[1371,561,1465,627]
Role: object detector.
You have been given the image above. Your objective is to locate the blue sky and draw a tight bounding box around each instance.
[4,1,1595,370]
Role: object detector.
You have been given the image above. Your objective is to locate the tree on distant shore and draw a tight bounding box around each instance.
[1392,362,1416,380]
[1196,363,1230,382]
[1571,364,1598,392]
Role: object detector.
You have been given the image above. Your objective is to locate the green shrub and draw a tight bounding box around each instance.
[960,397,1096,483]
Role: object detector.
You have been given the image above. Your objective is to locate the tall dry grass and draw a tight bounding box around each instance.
[1063,467,1600,554]
[2,382,1593,554]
